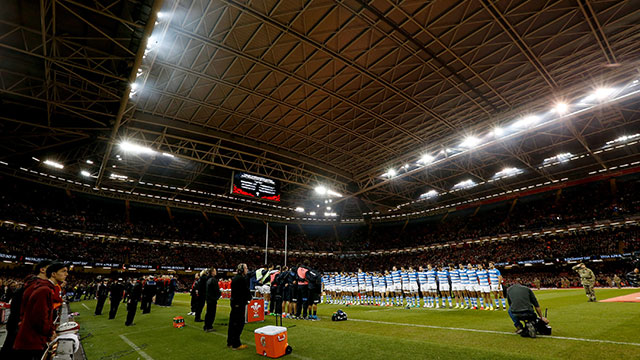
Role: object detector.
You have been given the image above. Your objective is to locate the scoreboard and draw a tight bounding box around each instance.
[231,172,281,202]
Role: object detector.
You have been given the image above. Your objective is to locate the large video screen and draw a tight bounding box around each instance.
[231,172,281,202]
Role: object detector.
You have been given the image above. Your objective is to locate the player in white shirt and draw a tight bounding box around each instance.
[373,273,385,306]
[407,267,419,307]
[448,263,463,308]
[400,267,411,307]
[488,262,506,310]
[476,264,491,310]
[365,272,375,305]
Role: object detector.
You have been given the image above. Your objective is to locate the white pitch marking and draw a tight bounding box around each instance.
[119,334,154,360]
[351,318,640,347]
[81,303,90,310]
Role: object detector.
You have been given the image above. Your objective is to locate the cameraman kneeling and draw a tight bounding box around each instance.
[506,279,548,337]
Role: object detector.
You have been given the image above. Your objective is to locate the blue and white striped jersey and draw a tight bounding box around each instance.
[401,271,409,284]
[385,273,393,286]
[418,270,428,284]
[477,270,489,286]
[437,270,449,284]
[459,269,469,285]
[449,269,460,284]
[392,270,402,284]
[426,269,437,284]
[378,276,386,288]
[409,271,418,284]
[358,272,366,287]
[467,269,478,284]
[365,273,373,287]
[488,269,501,284]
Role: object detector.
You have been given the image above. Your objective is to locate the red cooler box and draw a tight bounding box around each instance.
[246,298,265,323]
[254,325,288,358]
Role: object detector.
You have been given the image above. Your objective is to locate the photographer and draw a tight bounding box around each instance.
[506,279,549,338]
[626,258,640,287]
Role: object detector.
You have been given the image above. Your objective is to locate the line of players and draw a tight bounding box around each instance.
[322,263,507,310]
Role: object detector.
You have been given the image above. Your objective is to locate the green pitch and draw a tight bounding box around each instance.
[72,289,640,360]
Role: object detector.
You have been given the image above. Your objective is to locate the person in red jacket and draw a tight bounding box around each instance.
[13,261,67,360]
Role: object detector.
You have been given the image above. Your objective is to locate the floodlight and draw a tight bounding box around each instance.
[453,179,476,190]
[43,160,64,169]
[512,115,540,129]
[419,190,438,199]
[162,152,174,158]
[553,102,569,114]
[594,87,615,100]
[493,127,504,137]
[314,186,327,195]
[119,141,156,155]
[418,154,434,164]
[295,207,304,213]
[309,211,316,216]
[459,136,481,148]
[80,170,91,177]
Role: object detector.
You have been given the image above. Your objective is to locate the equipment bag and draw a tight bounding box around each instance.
[331,309,347,321]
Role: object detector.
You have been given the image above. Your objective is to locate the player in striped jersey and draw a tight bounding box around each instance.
[425,264,438,308]
[365,272,374,305]
[476,264,491,310]
[321,274,329,304]
[407,267,419,307]
[400,267,410,307]
[466,264,480,309]
[373,273,385,306]
[357,269,366,305]
[488,262,506,310]
[391,267,402,306]
[349,273,358,305]
[384,270,393,306]
[437,265,451,308]
[458,264,471,309]
[417,266,428,307]
[448,264,463,308]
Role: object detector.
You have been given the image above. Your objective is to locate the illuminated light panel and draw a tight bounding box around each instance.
[43,160,64,169]
[543,153,573,164]
[382,169,397,178]
[493,127,505,137]
[453,179,476,190]
[459,136,481,148]
[80,170,91,177]
[494,167,523,179]
[109,173,128,180]
[605,134,640,146]
[119,141,156,155]
[417,154,434,164]
[86,160,94,164]
[294,207,304,213]
[309,211,316,216]
[553,102,569,114]
[419,190,438,199]
[314,185,327,195]
[162,152,174,158]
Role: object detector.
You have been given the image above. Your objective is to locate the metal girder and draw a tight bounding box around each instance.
[96,0,164,187]
[576,0,618,65]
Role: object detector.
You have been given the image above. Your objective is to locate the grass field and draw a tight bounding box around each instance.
[72,289,640,360]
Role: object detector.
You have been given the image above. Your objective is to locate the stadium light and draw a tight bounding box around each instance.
[453,179,476,190]
[553,102,569,114]
[493,127,505,137]
[309,211,316,216]
[162,152,174,158]
[419,190,438,199]
[543,153,573,164]
[324,212,337,217]
[43,160,64,169]
[110,173,128,180]
[459,136,481,148]
[326,206,331,210]
[86,160,93,164]
[382,169,397,178]
[80,170,91,177]
[594,87,615,101]
[606,134,640,146]
[314,185,327,195]
[417,154,434,164]
[119,141,156,155]
[511,115,540,129]
[32,157,40,162]
[494,167,522,179]
[295,207,304,213]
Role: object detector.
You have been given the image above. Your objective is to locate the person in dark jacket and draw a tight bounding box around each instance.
[108,279,125,319]
[141,275,156,314]
[13,261,67,360]
[125,279,142,326]
[155,276,166,306]
[95,279,109,315]
[0,260,50,357]
[195,269,209,322]
[204,268,221,332]
[227,263,251,350]
[506,279,549,337]
[188,273,199,315]
[167,275,177,306]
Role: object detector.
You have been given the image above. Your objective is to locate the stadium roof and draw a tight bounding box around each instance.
[1,0,640,222]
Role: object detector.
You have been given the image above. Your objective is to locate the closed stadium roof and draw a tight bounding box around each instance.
[1,0,640,222]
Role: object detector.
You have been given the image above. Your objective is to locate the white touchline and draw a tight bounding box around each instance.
[81,303,90,310]
[119,334,154,360]
[350,319,640,347]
